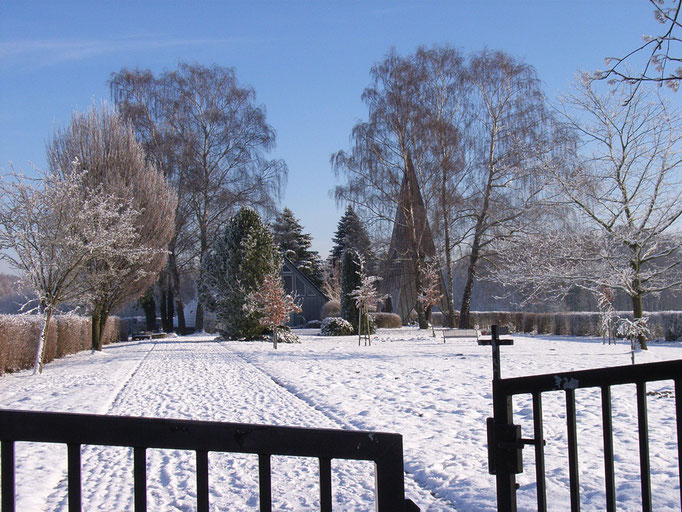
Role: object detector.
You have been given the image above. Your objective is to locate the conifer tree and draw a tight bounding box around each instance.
[330,207,374,270]
[271,208,324,287]
[340,250,362,333]
[199,207,279,339]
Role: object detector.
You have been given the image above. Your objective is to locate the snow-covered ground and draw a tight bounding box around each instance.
[0,327,680,511]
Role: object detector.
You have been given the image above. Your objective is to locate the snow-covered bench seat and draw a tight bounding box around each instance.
[441,328,479,343]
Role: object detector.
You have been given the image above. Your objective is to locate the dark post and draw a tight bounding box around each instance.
[491,325,502,381]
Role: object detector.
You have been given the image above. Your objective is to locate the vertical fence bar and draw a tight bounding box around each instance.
[636,381,652,512]
[67,443,81,512]
[374,452,406,512]
[319,457,332,512]
[532,392,547,512]
[601,386,616,512]
[258,454,272,512]
[196,450,209,512]
[1,441,14,512]
[675,377,682,509]
[565,389,580,512]
[492,380,517,512]
[134,447,146,511]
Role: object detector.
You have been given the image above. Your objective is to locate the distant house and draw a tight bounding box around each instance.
[281,256,329,326]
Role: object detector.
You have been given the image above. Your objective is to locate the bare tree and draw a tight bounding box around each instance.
[490,80,682,349]
[47,104,177,350]
[456,50,560,328]
[332,49,436,329]
[0,168,141,372]
[111,64,287,331]
[595,0,682,91]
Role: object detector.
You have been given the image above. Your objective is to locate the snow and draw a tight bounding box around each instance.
[0,327,681,511]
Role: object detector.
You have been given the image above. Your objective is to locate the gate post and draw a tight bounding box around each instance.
[489,324,518,512]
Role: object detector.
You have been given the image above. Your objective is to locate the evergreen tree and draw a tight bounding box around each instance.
[271,208,324,286]
[199,207,279,339]
[340,250,362,333]
[330,207,374,270]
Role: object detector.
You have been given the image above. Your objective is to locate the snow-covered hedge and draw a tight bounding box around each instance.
[0,314,127,374]
[422,310,682,340]
[320,317,354,336]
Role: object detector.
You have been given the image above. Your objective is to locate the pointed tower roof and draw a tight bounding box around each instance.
[380,156,449,322]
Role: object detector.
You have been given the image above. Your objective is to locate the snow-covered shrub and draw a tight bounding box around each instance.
[372,312,402,329]
[320,317,354,336]
[271,326,300,344]
[662,314,682,341]
[321,300,340,319]
[305,320,322,328]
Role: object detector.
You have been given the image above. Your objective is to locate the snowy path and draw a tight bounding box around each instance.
[0,337,446,511]
[1,329,681,511]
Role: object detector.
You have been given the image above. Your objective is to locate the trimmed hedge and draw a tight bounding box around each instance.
[371,312,402,329]
[0,314,128,374]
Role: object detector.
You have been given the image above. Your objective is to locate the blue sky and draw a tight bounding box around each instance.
[0,0,673,266]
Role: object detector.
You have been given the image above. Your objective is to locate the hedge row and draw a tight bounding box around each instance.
[431,311,682,341]
[0,315,128,374]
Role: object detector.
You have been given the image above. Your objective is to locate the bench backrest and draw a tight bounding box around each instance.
[442,329,479,338]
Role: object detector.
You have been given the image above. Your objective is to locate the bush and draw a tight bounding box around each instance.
[275,326,300,344]
[371,312,402,328]
[0,314,125,374]
[320,317,354,336]
[305,320,322,328]
[321,300,340,319]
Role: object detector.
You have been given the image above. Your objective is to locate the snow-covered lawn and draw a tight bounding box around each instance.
[0,327,680,511]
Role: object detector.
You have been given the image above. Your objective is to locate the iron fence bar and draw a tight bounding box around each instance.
[67,443,81,512]
[319,457,332,512]
[374,444,409,512]
[532,392,547,512]
[601,386,616,512]
[196,450,209,512]
[565,389,580,512]
[499,360,682,396]
[676,377,682,510]
[636,382,652,512]
[1,441,14,512]
[134,447,146,511]
[258,453,272,512]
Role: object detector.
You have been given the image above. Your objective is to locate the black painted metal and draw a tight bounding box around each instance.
[676,378,682,510]
[565,389,580,512]
[0,409,414,511]
[600,386,616,512]
[196,450,209,512]
[485,325,682,512]
[319,457,332,512]
[1,441,14,512]
[258,453,272,512]
[67,443,81,512]
[134,446,146,511]
[636,382,652,512]
[531,392,546,512]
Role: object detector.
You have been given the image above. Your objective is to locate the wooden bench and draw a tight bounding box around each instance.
[131,331,168,341]
[442,328,480,343]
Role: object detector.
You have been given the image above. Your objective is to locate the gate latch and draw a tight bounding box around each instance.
[486,417,530,475]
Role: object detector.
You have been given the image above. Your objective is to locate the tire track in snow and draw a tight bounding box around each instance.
[222,343,457,512]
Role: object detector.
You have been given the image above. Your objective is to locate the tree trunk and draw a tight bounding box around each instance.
[166,285,175,331]
[441,163,457,328]
[631,291,648,350]
[272,327,278,350]
[459,241,480,329]
[159,284,169,332]
[33,305,53,375]
[140,288,156,331]
[91,310,102,351]
[168,252,186,334]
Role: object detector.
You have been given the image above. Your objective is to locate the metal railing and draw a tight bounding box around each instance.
[484,325,682,512]
[0,409,419,511]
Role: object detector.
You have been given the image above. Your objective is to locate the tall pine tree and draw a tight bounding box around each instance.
[199,207,280,339]
[330,207,374,270]
[340,249,362,333]
[271,208,323,287]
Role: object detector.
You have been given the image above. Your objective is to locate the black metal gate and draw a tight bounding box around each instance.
[484,325,682,512]
[0,409,419,511]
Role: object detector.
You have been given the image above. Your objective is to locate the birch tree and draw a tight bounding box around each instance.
[0,168,140,372]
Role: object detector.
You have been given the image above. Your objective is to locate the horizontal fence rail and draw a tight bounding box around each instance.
[0,409,418,512]
[489,357,682,512]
